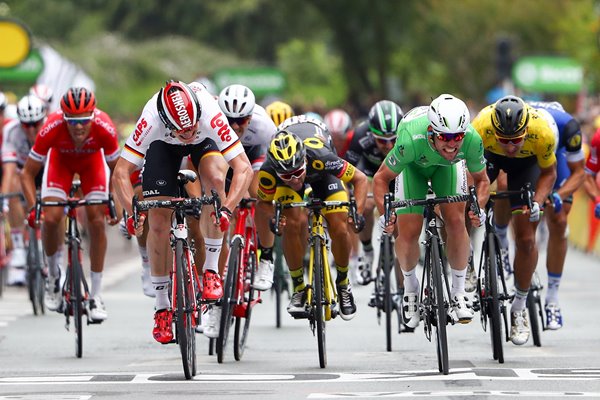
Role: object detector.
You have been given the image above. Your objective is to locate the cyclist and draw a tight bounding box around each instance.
[471,95,557,345]
[255,115,368,320]
[585,124,600,220]
[30,84,55,111]
[373,94,490,328]
[265,100,294,128]
[343,100,403,285]
[21,87,120,322]
[324,109,353,157]
[112,80,252,344]
[1,95,47,286]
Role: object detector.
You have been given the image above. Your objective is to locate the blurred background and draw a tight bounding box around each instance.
[2,0,600,250]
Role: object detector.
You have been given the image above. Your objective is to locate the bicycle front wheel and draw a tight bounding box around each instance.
[28,235,45,315]
[430,236,449,375]
[234,248,257,361]
[313,237,327,368]
[527,289,542,347]
[486,235,504,363]
[382,235,393,352]
[217,236,242,364]
[70,242,83,358]
[175,240,196,379]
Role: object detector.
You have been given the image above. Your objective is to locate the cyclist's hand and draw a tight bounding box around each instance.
[127,213,146,237]
[595,202,600,219]
[528,201,541,222]
[348,214,365,233]
[468,209,486,228]
[27,208,42,228]
[269,215,286,235]
[378,214,396,234]
[119,218,132,239]
[549,192,563,213]
[211,206,232,232]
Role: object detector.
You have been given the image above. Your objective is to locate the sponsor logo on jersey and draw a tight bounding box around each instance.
[325,159,344,170]
[169,90,193,129]
[210,112,232,142]
[569,135,581,148]
[312,160,324,170]
[38,118,62,137]
[95,117,117,136]
[156,180,167,186]
[143,189,160,196]
[133,118,149,146]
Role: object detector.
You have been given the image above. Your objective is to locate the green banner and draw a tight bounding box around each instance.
[513,56,584,93]
[0,48,44,83]
[213,67,286,96]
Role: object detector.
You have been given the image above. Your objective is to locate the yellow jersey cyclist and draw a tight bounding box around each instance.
[255,116,369,320]
[265,101,294,128]
[373,94,490,328]
[471,95,557,346]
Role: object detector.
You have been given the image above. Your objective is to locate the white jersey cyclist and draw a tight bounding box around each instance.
[2,119,33,167]
[122,81,244,167]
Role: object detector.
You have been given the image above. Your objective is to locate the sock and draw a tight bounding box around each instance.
[152,275,171,310]
[260,245,273,262]
[138,245,150,268]
[335,264,349,286]
[290,268,305,292]
[203,237,222,273]
[511,286,529,313]
[402,268,420,293]
[545,272,561,305]
[495,223,509,250]
[360,239,373,253]
[451,267,467,297]
[10,229,25,249]
[90,271,102,298]
[46,251,62,278]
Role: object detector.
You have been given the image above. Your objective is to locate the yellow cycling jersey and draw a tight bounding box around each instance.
[471,104,557,169]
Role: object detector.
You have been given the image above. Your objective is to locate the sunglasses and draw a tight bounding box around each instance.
[277,164,306,181]
[374,136,396,145]
[227,116,250,126]
[64,115,94,126]
[21,120,43,128]
[497,136,525,145]
[435,131,466,142]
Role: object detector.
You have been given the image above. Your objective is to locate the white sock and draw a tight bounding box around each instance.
[46,251,62,278]
[545,273,561,305]
[511,286,529,313]
[203,237,222,273]
[402,268,420,293]
[10,229,25,249]
[90,271,102,298]
[451,267,467,297]
[495,223,509,250]
[152,275,171,310]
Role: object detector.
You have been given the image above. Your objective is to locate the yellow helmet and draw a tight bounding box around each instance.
[266,101,294,126]
[267,130,306,173]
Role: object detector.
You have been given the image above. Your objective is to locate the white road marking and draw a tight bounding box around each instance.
[307,391,600,398]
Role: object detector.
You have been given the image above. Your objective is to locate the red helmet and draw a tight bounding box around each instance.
[60,87,96,114]
[157,80,201,131]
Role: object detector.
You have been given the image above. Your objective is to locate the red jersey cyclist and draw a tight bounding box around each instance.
[21,87,120,322]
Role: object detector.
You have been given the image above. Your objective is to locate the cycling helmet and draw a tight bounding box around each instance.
[157,80,201,131]
[60,87,96,114]
[17,95,47,124]
[267,131,306,173]
[324,109,352,134]
[218,84,255,118]
[368,100,403,137]
[266,101,294,126]
[304,111,324,122]
[0,92,7,111]
[29,84,54,104]
[427,94,470,134]
[491,95,529,137]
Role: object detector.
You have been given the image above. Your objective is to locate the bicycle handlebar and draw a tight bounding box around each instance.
[35,193,117,224]
[132,191,221,226]
[486,183,534,210]
[272,198,359,236]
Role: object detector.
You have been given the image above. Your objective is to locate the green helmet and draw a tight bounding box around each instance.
[368,100,403,137]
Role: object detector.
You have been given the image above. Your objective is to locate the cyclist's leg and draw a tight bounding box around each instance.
[5,165,26,284]
[356,179,376,284]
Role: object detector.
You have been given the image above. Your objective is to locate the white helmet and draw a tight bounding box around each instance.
[17,95,47,124]
[324,109,352,135]
[29,84,54,104]
[427,94,470,134]
[218,84,255,118]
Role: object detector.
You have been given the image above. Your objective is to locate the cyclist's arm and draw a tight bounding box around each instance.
[224,151,253,211]
[372,162,399,216]
[1,162,16,195]
[112,157,138,215]
[557,159,585,200]
[471,168,490,210]
[20,157,43,210]
[348,166,368,215]
[534,162,557,205]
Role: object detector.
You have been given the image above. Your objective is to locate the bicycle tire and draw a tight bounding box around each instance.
[28,235,45,315]
[311,237,327,368]
[486,235,504,363]
[273,237,284,328]
[234,248,257,361]
[175,240,195,379]
[527,291,542,347]
[382,235,393,352]
[217,236,242,364]
[71,242,83,359]
[430,236,449,375]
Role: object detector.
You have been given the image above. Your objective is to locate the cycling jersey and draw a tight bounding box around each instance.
[2,119,32,167]
[121,81,244,167]
[344,121,387,178]
[586,127,600,176]
[471,104,557,169]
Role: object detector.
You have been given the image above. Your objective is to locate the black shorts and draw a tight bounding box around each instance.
[141,139,219,198]
[485,152,540,208]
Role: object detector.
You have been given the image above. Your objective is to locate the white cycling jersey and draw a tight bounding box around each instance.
[2,119,32,167]
[121,81,244,167]
[239,104,277,147]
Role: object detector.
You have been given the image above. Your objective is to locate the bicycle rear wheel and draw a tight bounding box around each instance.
[382,235,393,352]
[70,242,83,358]
[234,248,257,361]
[175,240,196,379]
[217,237,242,364]
[313,237,327,368]
[430,236,449,375]
[273,237,284,328]
[486,235,504,363]
[527,290,542,347]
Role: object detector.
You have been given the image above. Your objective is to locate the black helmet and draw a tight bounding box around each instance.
[267,130,306,173]
[491,95,529,138]
[368,100,403,138]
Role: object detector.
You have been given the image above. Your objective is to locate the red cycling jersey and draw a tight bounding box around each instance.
[585,127,600,176]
